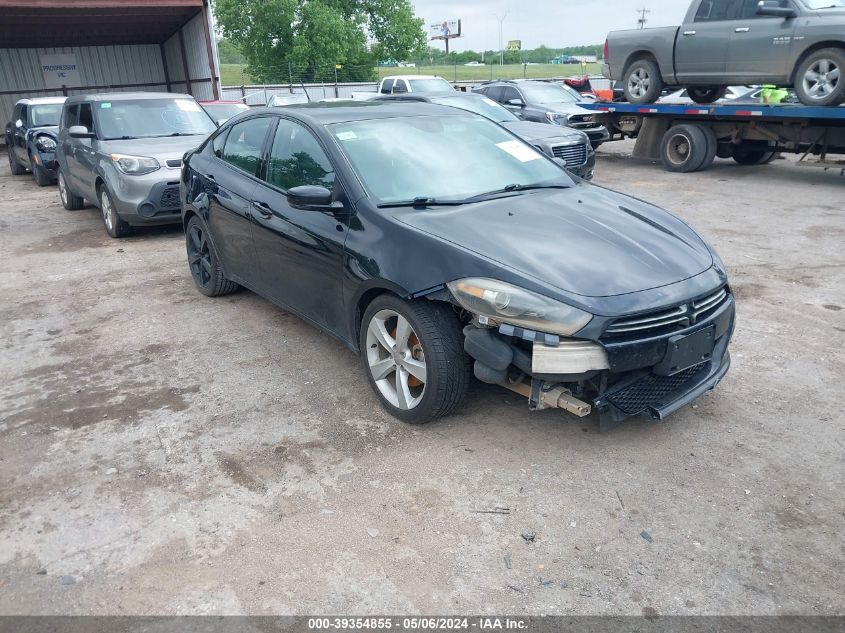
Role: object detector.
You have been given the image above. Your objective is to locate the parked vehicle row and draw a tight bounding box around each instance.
[5,96,66,186]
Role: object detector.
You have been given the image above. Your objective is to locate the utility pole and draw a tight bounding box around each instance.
[494,12,508,65]
[637,7,650,29]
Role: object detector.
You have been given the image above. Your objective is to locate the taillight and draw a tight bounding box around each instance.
[604,39,609,61]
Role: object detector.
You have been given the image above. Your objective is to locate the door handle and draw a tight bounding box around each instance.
[683,30,696,36]
[252,201,273,218]
[735,27,750,32]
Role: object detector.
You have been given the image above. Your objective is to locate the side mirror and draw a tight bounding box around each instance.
[68,125,95,139]
[756,1,796,17]
[15,119,23,129]
[507,98,525,107]
[287,185,333,209]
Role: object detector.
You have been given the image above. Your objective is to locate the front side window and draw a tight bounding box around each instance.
[62,104,79,130]
[95,98,216,140]
[739,0,790,17]
[331,113,571,204]
[221,117,272,175]
[79,103,95,134]
[266,119,335,191]
[19,105,28,125]
[381,79,395,94]
[694,0,738,21]
[518,82,579,105]
[500,86,522,104]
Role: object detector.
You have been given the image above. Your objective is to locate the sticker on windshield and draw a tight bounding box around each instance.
[496,140,542,162]
[175,99,201,112]
[336,131,357,141]
[100,103,112,109]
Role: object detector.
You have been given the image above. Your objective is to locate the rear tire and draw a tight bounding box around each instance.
[98,186,130,238]
[58,169,84,210]
[623,58,664,104]
[360,294,471,424]
[185,215,239,297]
[794,47,845,107]
[688,86,727,104]
[660,124,709,173]
[7,145,26,175]
[698,125,718,171]
[31,154,53,187]
[731,145,776,165]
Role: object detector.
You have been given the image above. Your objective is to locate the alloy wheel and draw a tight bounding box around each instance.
[803,58,840,100]
[58,172,68,205]
[187,223,213,288]
[366,309,427,410]
[100,191,114,232]
[627,68,650,99]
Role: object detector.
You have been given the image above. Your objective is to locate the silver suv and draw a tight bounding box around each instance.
[56,92,216,237]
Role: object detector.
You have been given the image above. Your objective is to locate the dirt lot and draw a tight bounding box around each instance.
[0,144,843,616]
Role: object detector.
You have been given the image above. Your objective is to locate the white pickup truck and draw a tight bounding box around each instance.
[352,75,455,100]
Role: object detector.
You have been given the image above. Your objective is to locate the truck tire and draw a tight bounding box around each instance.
[731,147,776,165]
[660,124,709,173]
[688,86,727,104]
[623,58,664,104]
[794,48,845,107]
[698,126,718,171]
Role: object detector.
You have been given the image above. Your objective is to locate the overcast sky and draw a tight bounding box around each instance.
[411,1,689,52]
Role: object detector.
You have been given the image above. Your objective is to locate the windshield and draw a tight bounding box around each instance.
[430,95,519,123]
[201,103,249,121]
[95,98,216,140]
[799,0,845,7]
[331,114,571,204]
[30,104,62,127]
[519,82,580,105]
[408,78,454,92]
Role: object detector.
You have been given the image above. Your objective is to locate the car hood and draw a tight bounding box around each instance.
[97,135,207,162]
[28,125,59,138]
[394,185,713,298]
[503,120,588,143]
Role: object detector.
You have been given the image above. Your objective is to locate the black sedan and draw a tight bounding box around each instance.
[375,92,595,180]
[181,102,734,428]
[5,96,65,186]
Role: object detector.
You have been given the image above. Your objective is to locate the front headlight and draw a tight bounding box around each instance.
[447,278,592,336]
[545,112,570,126]
[111,154,160,175]
[35,136,57,151]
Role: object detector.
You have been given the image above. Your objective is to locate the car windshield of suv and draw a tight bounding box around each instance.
[408,78,453,92]
[331,114,571,205]
[30,105,62,127]
[96,98,216,140]
[519,83,580,105]
[799,0,845,7]
[202,103,249,120]
[430,96,519,123]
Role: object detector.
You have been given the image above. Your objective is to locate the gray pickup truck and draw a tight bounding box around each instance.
[603,0,845,107]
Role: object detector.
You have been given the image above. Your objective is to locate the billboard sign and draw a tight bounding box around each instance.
[430,20,461,40]
[507,40,522,52]
[40,53,80,89]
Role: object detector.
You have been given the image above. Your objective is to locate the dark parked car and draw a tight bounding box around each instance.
[181,102,734,428]
[5,97,66,186]
[474,79,610,148]
[375,92,595,179]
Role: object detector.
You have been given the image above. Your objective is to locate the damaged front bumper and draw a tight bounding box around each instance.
[462,291,735,429]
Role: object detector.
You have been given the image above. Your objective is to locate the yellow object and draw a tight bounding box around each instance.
[760,85,788,104]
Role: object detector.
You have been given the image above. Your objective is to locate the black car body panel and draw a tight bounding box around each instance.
[5,97,65,181]
[181,102,734,425]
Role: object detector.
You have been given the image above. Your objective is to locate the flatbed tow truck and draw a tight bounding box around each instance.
[580,101,845,174]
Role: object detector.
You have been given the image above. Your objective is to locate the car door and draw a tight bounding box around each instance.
[249,117,349,334]
[675,0,740,82]
[204,116,274,287]
[74,103,99,200]
[727,0,797,82]
[500,86,526,118]
[13,104,28,163]
[59,104,82,189]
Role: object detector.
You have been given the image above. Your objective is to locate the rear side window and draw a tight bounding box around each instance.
[380,79,394,94]
[222,117,272,175]
[62,104,79,130]
[694,0,738,21]
[266,119,335,191]
[393,80,408,94]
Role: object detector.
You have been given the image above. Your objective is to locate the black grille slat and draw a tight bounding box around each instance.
[551,143,587,166]
[605,365,709,415]
[159,186,180,210]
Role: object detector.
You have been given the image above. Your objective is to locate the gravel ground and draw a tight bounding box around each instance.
[0,142,843,616]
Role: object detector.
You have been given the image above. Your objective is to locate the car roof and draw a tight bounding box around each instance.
[17,97,67,106]
[376,91,487,102]
[199,100,246,105]
[382,75,444,80]
[244,101,471,125]
[64,92,193,104]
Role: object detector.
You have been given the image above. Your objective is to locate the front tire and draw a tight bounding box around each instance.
[794,48,845,107]
[688,86,727,105]
[58,169,84,210]
[185,215,239,297]
[360,295,470,424]
[623,58,664,104]
[31,154,53,187]
[98,186,130,238]
[7,145,26,175]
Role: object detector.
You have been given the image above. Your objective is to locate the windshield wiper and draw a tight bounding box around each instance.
[378,196,470,209]
[160,132,201,137]
[103,135,139,140]
[463,182,571,203]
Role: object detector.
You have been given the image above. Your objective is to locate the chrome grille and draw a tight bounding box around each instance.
[568,114,601,131]
[551,143,588,166]
[603,287,730,339]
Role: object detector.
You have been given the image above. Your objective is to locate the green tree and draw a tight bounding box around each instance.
[214,0,426,83]
[216,37,246,64]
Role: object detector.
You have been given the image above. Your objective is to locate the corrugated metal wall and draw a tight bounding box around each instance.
[0,9,220,126]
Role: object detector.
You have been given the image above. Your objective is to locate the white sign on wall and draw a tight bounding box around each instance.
[40,54,81,89]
